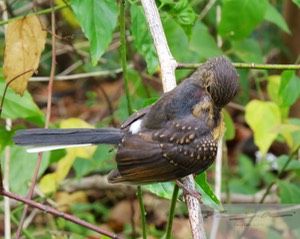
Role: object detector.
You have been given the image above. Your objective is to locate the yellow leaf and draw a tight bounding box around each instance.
[245,100,281,155]
[3,15,46,96]
[39,174,57,194]
[60,118,94,129]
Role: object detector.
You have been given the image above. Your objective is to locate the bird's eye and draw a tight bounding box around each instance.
[207,85,211,94]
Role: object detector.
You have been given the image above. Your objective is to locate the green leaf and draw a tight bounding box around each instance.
[189,22,223,59]
[277,155,300,172]
[245,100,281,155]
[237,154,260,188]
[174,6,197,37]
[223,110,235,141]
[229,178,258,194]
[231,38,264,63]
[279,71,300,107]
[0,76,45,126]
[218,0,268,40]
[195,173,223,211]
[265,3,290,34]
[278,180,300,203]
[130,4,159,75]
[292,0,300,8]
[0,145,50,196]
[128,69,158,100]
[117,95,145,122]
[70,0,118,65]
[144,182,176,199]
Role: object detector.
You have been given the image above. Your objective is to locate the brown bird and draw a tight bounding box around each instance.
[13,56,239,185]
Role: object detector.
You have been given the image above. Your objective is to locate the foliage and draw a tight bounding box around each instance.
[1,0,300,238]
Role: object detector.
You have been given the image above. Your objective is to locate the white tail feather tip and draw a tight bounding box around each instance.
[26,144,93,153]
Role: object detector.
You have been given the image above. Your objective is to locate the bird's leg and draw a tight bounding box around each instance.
[175,179,202,202]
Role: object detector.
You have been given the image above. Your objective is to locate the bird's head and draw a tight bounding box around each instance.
[191,56,239,109]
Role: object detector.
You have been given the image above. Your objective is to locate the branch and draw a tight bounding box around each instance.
[140,1,206,238]
[0,190,124,239]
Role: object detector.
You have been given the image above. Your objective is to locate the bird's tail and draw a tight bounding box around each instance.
[13,128,124,153]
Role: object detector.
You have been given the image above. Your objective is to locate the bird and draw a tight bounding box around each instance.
[13,56,239,185]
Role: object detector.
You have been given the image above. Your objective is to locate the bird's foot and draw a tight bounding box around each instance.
[175,179,202,203]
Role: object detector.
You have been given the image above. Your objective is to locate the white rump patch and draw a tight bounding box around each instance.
[129,119,142,134]
[27,144,92,153]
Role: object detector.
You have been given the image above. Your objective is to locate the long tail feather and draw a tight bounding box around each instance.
[13,128,124,146]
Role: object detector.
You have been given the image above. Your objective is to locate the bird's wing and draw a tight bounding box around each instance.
[109,116,219,184]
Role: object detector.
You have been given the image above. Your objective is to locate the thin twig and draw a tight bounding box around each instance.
[199,0,217,20]
[177,62,300,70]
[120,1,147,238]
[29,67,124,82]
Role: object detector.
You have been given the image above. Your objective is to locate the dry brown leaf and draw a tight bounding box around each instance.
[3,15,46,96]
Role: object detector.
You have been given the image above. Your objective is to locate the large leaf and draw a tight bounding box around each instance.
[264,3,290,34]
[189,22,223,59]
[70,0,118,65]
[245,100,281,155]
[278,180,300,203]
[195,173,223,211]
[218,0,268,40]
[277,155,300,172]
[3,15,46,95]
[0,75,45,126]
[279,71,300,107]
[0,146,50,196]
[130,4,159,75]
[163,17,197,79]
[144,182,177,199]
[231,38,264,63]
